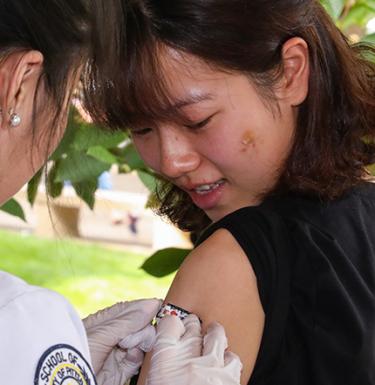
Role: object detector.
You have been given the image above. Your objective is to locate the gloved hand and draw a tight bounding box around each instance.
[83,298,162,374]
[96,324,156,385]
[144,314,243,385]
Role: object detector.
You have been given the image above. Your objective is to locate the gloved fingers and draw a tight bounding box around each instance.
[189,352,242,385]
[124,347,144,366]
[119,324,156,352]
[96,349,127,385]
[189,364,242,385]
[181,314,202,341]
[96,348,144,385]
[83,301,130,330]
[150,315,202,368]
[121,347,145,381]
[84,299,161,374]
[83,298,162,332]
[155,314,186,345]
[224,351,243,380]
[87,342,110,374]
[122,298,163,329]
[202,322,229,367]
[113,347,144,376]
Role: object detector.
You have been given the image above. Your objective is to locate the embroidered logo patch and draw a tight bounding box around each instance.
[34,344,96,385]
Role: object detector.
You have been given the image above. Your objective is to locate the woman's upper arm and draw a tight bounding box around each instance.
[138,228,265,385]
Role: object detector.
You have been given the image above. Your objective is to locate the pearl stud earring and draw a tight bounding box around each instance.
[9,112,21,127]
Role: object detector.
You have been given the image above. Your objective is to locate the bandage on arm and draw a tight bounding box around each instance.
[136,228,265,385]
[155,303,192,323]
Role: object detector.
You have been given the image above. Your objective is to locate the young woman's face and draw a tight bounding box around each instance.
[131,50,296,222]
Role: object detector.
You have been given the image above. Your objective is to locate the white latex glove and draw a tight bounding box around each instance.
[145,314,243,385]
[83,298,162,374]
[96,324,156,385]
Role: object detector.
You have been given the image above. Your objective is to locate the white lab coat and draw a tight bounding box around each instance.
[0,270,96,385]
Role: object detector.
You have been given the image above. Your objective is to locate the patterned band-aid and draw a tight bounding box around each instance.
[155,303,191,323]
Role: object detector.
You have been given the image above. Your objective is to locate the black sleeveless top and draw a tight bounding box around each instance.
[197,182,375,385]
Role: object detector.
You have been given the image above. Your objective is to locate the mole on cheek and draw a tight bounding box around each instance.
[241,131,254,150]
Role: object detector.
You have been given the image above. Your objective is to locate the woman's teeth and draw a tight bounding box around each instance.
[194,180,225,195]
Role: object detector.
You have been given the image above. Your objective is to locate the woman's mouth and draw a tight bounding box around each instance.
[193,179,225,194]
[187,179,226,210]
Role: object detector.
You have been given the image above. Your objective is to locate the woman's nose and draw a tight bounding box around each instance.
[159,133,200,179]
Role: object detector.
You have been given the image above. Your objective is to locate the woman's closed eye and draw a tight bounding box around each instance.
[130,127,153,137]
[130,113,216,136]
[185,114,215,130]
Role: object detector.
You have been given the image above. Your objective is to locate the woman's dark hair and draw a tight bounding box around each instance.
[0,0,93,149]
[84,0,375,234]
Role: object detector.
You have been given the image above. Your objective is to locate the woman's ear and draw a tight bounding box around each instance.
[0,50,44,128]
[276,37,310,106]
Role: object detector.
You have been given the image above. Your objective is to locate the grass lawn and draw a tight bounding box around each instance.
[0,230,174,317]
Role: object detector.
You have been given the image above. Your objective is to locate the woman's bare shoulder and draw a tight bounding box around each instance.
[165,228,265,384]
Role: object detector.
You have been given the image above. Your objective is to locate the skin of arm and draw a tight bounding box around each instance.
[137,228,265,385]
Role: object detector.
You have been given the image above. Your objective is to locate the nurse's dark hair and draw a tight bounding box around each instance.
[83,0,375,234]
[0,0,94,151]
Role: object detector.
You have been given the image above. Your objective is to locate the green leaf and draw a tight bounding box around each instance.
[0,199,26,222]
[137,170,158,192]
[362,32,375,43]
[72,180,97,209]
[53,106,127,157]
[47,162,64,198]
[50,107,81,161]
[55,153,111,183]
[119,143,146,170]
[87,146,118,164]
[27,168,43,206]
[72,125,127,151]
[321,0,345,20]
[141,248,191,277]
[340,4,375,30]
[358,0,375,13]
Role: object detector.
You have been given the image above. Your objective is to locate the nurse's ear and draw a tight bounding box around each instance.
[0,50,44,129]
[276,37,310,107]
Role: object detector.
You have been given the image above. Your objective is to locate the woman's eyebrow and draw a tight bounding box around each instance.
[170,92,215,111]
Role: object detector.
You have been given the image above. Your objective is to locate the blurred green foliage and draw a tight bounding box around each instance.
[0,230,172,316]
[321,0,375,41]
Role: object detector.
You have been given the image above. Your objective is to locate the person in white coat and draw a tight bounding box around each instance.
[0,1,243,384]
[0,3,161,383]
